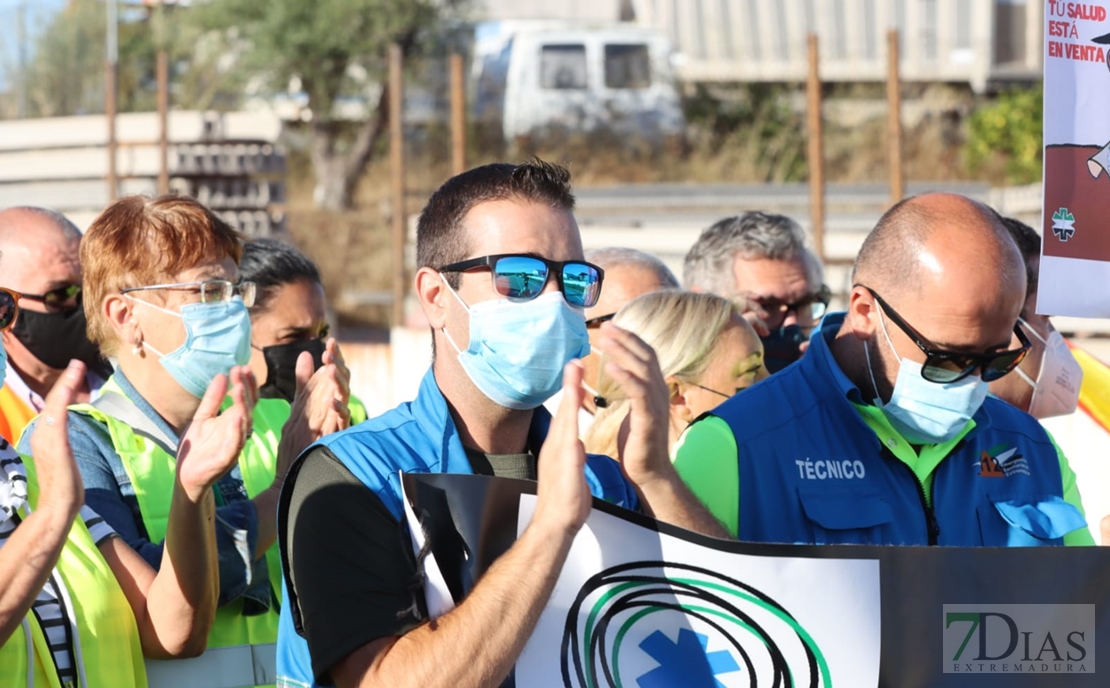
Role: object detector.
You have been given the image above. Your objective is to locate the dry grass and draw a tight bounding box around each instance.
[285,108,974,328]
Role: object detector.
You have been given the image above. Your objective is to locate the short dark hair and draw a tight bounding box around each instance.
[416,159,575,288]
[239,238,322,312]
[999,216,1040,300]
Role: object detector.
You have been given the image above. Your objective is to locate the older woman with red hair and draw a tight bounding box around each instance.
[19,195,349,685]
[1,260,254,683]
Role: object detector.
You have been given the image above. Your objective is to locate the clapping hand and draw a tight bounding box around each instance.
[176,366,257,502]
[29,361,87,518]
[533,360,592,537]
[277,338,351,477]
[596,322,673,488]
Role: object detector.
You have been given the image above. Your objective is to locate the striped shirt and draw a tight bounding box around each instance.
[0,504,116,684]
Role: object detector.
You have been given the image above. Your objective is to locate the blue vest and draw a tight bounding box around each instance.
[708,315,1085,547]
[276,369,638,687]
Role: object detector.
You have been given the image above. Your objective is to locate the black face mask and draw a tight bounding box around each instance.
[11,307,112,377]
[258,338,326,402]
[760,324,807,374]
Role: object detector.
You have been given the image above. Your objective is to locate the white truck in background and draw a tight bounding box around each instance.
[470,20,685,145]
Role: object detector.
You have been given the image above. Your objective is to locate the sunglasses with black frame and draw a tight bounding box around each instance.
[20,284,82,313]
[438,253,605,308]
[860,285,1031,384]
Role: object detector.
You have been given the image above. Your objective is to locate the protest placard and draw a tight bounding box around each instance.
[403,473,1110,688]
[1039,0,1110,317]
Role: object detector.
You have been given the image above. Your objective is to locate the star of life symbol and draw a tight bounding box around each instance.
[637,629,740,688]
[1052,208,1076,241]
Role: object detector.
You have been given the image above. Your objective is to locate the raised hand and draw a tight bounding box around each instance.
[734,293,771,338]
[277,338,351,476]
[595,322,672,487]
[29,360,87,518]
[533,361,592,536]
[176,366,257,502]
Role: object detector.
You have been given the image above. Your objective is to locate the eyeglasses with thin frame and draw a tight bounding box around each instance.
[860,285,1031,383]
[585,312,616,329]
[120,279,257,308]
[20,284,81,313]
[690,382,731,399]
[0,287,20,331]
[745,284,832,328]
[438,254,605,308]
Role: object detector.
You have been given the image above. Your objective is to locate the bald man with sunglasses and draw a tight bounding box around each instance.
[673,193,1094,547]
[0,207,111,443]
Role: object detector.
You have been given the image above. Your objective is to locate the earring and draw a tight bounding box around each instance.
[132,342,143,355]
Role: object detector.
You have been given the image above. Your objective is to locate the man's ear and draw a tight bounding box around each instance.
[667,376,695,425]
[844,286,878,341]
[415,267,448,330]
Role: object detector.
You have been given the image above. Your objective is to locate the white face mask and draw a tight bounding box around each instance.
[1015,318,1082,419]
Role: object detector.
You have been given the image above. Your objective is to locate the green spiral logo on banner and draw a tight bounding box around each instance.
[560,562,832,688]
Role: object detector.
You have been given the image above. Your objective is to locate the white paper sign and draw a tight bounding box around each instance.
[1039,0,1110,317]
[515,495,881,688]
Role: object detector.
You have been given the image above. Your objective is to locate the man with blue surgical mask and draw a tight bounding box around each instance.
[274,160,725,688]
[673,193,1093,547]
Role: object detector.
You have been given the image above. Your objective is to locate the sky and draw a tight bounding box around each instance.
[0,0,68,94]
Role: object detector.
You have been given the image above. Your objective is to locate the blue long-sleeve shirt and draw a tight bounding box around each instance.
[19,371,272,611]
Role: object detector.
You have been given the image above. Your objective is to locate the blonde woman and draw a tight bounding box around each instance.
[584,290,768,458]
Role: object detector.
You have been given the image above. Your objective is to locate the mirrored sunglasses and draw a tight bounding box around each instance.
[438,254,604,308]
[0,287,21,331]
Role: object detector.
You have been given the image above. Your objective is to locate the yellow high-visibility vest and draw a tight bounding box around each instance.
[0,455,146,688]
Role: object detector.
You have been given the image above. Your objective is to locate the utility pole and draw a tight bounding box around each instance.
[155,1,170,195]
[106,0,119,201]
[389,44,406,328]
[886,29,905,205]
[450,53,466,176]
[805,34,826,263]
[16,2,27,118]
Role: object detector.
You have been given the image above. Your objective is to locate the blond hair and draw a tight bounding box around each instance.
[584,290,736,458]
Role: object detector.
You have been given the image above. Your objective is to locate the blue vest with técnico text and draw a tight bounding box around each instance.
[708,316,1086,547]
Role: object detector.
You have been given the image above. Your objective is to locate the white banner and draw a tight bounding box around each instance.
[1039,0,1110,317]
[402,472,1110,687]
[513,495,881,688]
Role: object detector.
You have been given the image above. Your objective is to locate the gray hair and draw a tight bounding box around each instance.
[585,247,679,288]
[683,211,823,296]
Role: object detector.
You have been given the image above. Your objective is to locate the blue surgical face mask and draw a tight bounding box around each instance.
[0,337,7,383]
[442,279,590,410]
[130,296,252,399]
[865,306,988,445]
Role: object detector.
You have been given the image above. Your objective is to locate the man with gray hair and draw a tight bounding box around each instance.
[684,211,829,372]
[544,246,679,428]
[0,207,110,443]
